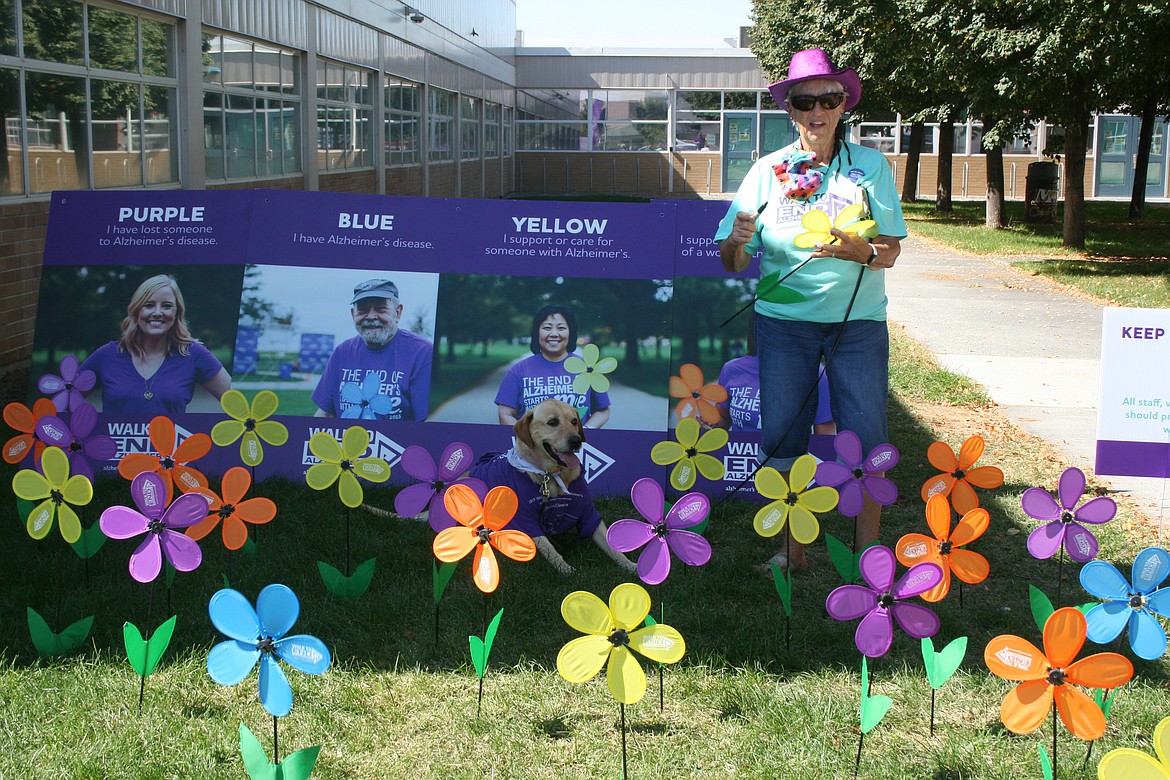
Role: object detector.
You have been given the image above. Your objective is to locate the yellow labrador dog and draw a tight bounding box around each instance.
[471,398,636,575]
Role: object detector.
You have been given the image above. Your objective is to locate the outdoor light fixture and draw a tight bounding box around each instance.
[404,6,424,23]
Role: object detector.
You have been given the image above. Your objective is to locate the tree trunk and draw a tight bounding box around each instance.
[901,122,924,203]
[982,118,1006,228]
[1062,93,1089,249]
[1129,94,1157,220]
[935,112,954,212]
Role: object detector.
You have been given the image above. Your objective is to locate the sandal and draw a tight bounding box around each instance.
[762,550,809,574]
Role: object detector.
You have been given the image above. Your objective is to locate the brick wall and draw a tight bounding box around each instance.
[319,169,378,194]
[0,199,50,380]
[386,165,424,195]
[428,162,457,197]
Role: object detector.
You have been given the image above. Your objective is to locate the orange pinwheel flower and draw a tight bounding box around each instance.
[896,494,990,602]
[669,364,728,425]
[3,398,56,465]
[920,434,1003,515]
[118,415,211,504]
[433,483,535,594]
[186,466,276,551]
[984,607,1132,740]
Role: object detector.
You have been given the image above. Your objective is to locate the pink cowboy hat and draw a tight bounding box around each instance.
[767,48,862,112]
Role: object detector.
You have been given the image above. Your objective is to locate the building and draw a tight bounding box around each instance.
[2,0,1166,381]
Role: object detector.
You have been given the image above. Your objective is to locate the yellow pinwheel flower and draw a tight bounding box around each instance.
[1098,714,1170,779]
[564,343,618,395]
[753,455,838,544]
[211,389,289,467]
[793,203,877,249]
[305,427,390,508]
[650,417,727,491]
[557,582,685,704]
[12,446,93,543]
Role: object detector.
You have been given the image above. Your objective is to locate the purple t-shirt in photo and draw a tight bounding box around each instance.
[80,341,224,417]
[494,353,611,423]
[470,452,602,539]
[312,330,433,421]
[717,355,832,431]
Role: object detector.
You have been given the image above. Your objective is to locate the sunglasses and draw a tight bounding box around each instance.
[787,92,846,112]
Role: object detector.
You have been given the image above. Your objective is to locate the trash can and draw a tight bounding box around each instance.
[1024,161,1060,223]
[279,362,293,379]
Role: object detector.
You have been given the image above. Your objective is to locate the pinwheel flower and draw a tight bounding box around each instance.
[793,203,876,248]
[607,478,711,585]
[186,467,277,551]
[340,373,394,420]
[814,430,898,517]
[433,483,535,593]
[393,442,487,532]
[118,415,211,504]
[984,607,1133,739]
[211,389,289,467]
[920,434,1003,515]
[895,493,990,602]
[565,343,618,395]
[1023,466,1116,563]
[38,354,96,413]
[1079,547,1170,661]
[1097,714,1170,779]
[305,427,390,508]
[3,398,55,465]
[12,446,92,543]
[99,471,206,583]
[826,545,943,658]
[668,364,728,425]
[207,584,331,718]
[752,455,838,545]
[34,402,116,483]
[556,582,686,704]
[650,417,727,491]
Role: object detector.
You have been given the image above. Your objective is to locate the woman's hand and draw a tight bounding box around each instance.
[719,210,758,272]
[812,231,900,270]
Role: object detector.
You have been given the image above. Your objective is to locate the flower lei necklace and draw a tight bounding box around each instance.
[772,147,825,201]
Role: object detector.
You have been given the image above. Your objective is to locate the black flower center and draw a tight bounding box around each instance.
[148,518,166,535]
[432,480,445,492]
[218,504,235,520]
[1046,667,1066,686]
[586,366,594,374]
[785,491,799,507]
[69,440,83,453]
[160,456,175,470]
[951,468,966,480]
[65,381,74,391]
[245,418,257,431]
[257,636,276,655]
[939,540,953,555]
[1060,511,1074,525]
[685,447,698,458]
[608,628,630,647]
[852,467,864,480]
[1129,593,1145,609]
[340,459,354,472]
[878,593,896,609]
[653,523,669,538]
[477,526,492,544]
[691,390,701,399]
[50,489,64,506]
[360,399,370,408]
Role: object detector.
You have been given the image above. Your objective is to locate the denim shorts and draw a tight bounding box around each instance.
[755,316,889,471]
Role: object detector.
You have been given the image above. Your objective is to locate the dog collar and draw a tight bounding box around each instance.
[505,446,569,496]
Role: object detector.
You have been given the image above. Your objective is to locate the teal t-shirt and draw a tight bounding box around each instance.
[714,141,907,323]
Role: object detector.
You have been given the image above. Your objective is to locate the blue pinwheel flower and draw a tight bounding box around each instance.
[1080,547,1170,661]
[207,584,331,717]
[341,373,393,420]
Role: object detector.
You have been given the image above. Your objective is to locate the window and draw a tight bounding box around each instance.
[460,95,480,158]
[515,89,669,151]
[484,102,499,157]
[429,87,455,162]
[316,59,374,171]
[203,32,301,180]
[384,75,420,166]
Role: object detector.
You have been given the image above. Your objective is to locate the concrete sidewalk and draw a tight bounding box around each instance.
[885,237,1169,521]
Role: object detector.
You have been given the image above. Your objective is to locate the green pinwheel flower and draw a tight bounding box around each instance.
[564,343,618,395]
[13,446,93,543]
[211,389,289,467]
[305,427,390,508]
[650,417,727,491]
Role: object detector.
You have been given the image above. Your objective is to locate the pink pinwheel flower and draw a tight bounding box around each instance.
[814,430,899,517]
[99,471,207,583]
[825,545,943,658]
[393,443,488,532]
[1023,466,1115,563]
[34,402,116,483]
[38,355,96,413]
[607,478,711,585]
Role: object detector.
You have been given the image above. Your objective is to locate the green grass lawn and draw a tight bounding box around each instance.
[1,328,1167,779]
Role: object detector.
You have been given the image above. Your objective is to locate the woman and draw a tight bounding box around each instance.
[716,48,906,569]
[495,304,611,428]
[81,274,231,416]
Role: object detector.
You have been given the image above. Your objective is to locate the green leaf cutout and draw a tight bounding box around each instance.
[241,534,258,558]
[859,657,893,734]
[1093,687,1116,718]
[644,614,658,627]
[757,271,808,305]
[469,608,505,679]
[239,722,321,780]
[17,497,35,525]
[165,560,176,589]
[317,558,377,600]
[921,636,968,690]
[123,615,178,677]
[70,522,107,560]
[27,607,93,657]
[1037,743,1054,780]
[1076,602,1096,617]
[769,563,792,616]
[826,534,860,583]
[433,560,458,606]
[1028,585,1054,634]
[222,573,232,589]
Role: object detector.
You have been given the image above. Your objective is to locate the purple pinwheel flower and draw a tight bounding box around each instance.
[606,478,711,585]
[814,430,899,517]
[341,373,394,419]
[99,471,207,582]
[825,545,943,658]
[393,443,488,532]
[34,402,117,482]
[1023,466,1115,563]
[38,354,96,413]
